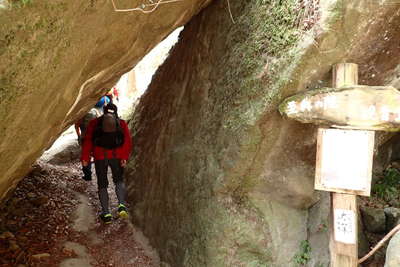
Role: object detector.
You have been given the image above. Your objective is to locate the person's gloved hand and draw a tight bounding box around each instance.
[82,165,92,181]
[120,159,127,167]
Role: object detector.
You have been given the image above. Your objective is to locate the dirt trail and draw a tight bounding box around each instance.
[65,162,160,267]
[0,158,159,267]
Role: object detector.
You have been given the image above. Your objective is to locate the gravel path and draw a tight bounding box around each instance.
[0,142,159,266]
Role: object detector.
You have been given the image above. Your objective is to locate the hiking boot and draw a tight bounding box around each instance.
[99,213,112,224]
[118,204,128,219]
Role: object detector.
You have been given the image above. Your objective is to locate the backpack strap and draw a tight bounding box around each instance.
[92,116,104,145]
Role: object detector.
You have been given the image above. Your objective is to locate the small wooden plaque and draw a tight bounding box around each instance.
[331,193,358,257]
[334,209,356,244]
[315,128,374,196]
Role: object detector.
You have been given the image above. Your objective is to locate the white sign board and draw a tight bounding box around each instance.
[334,209,356,244]
[315,128,374,196]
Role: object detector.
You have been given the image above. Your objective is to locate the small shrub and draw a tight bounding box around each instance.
[293,240,311,266]
[10,0,32,8]
[316,220,328,233]
[372,168,400,202]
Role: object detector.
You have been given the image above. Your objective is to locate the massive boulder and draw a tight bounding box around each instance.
[385,231,400,267]
[1,0,400,266]
[0,0,211,200]
[126,0,400,266]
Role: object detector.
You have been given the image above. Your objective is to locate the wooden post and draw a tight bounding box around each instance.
[278,62,394,266]
[330,63,359,267]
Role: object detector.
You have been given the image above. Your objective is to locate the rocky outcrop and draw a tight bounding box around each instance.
[0,0,211,200]
[361,207,386,234]
[126,0,400,266]
[385,231,400,267]
[1,0,400,265]
[385,207,400,231]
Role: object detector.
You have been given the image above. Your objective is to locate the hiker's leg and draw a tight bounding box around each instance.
[88,158,93,177]
[109,158,126,205]
[94,160,110,214]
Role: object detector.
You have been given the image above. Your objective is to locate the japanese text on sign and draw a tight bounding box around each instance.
[334,209,356,244]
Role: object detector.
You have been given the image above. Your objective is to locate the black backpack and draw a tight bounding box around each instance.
[92,113,124,149]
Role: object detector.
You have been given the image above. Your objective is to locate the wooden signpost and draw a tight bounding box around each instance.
[279,63,400,267]
[315,128,375,196]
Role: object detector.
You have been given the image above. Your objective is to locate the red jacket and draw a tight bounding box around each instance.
[80,117,132,161]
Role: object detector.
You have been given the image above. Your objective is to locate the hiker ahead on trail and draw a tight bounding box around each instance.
[80,103,132,224]
[75,108,101,146]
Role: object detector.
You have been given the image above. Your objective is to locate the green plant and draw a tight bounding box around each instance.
[293,240,311,266]
[383,168,400,185]
[372,168,400,201]
[316,219,328,233]
[10,0,32,8]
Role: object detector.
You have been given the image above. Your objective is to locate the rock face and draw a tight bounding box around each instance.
[385,231,400,267]
[1,0,400,266]
[361,207,386,234]
[0,0,211,200]
[126,0,400,266]
[385,207,400,231]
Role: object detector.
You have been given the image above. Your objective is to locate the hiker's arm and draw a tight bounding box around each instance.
[120,120,132,161]
[81,120,96,162]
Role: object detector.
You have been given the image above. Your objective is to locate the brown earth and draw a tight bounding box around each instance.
[0,160,157,267]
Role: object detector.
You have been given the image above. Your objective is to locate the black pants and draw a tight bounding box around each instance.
[94,158,126,214]
[94,158,124,189]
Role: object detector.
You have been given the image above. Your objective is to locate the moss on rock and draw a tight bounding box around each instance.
[127,0,400,266]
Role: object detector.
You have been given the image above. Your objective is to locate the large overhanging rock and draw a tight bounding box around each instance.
[0,0,212,200]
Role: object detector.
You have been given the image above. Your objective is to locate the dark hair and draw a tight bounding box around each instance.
[103,103,118,116]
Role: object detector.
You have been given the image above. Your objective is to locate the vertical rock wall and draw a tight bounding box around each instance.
[127,0,400,266]
[128,1,311,266]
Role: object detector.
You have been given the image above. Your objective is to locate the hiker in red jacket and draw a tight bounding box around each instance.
[81,103,132,224]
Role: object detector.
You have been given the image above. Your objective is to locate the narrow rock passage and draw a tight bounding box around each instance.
[0,159,159,267]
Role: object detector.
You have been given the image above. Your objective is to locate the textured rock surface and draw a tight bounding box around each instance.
[361,207,386,234]
[385,231,400,267]
[1,0,400,266]
[0,0,211,200]
[126,0,400,265]
[385,207,400,231]
[40,128,80,165]
[307,192,330,267]
[358,210,370,258]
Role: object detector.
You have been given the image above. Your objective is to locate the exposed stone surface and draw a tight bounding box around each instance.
[1,0,400,266]
[40,128,80,165]
[374,134,400,172]
[361,207,386,234]
[307,192,330,267]
[385,231,400,267]
[385,207,400,231]
[358,210,370,258]
[126,0,400,265]
[0,0,211,200]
